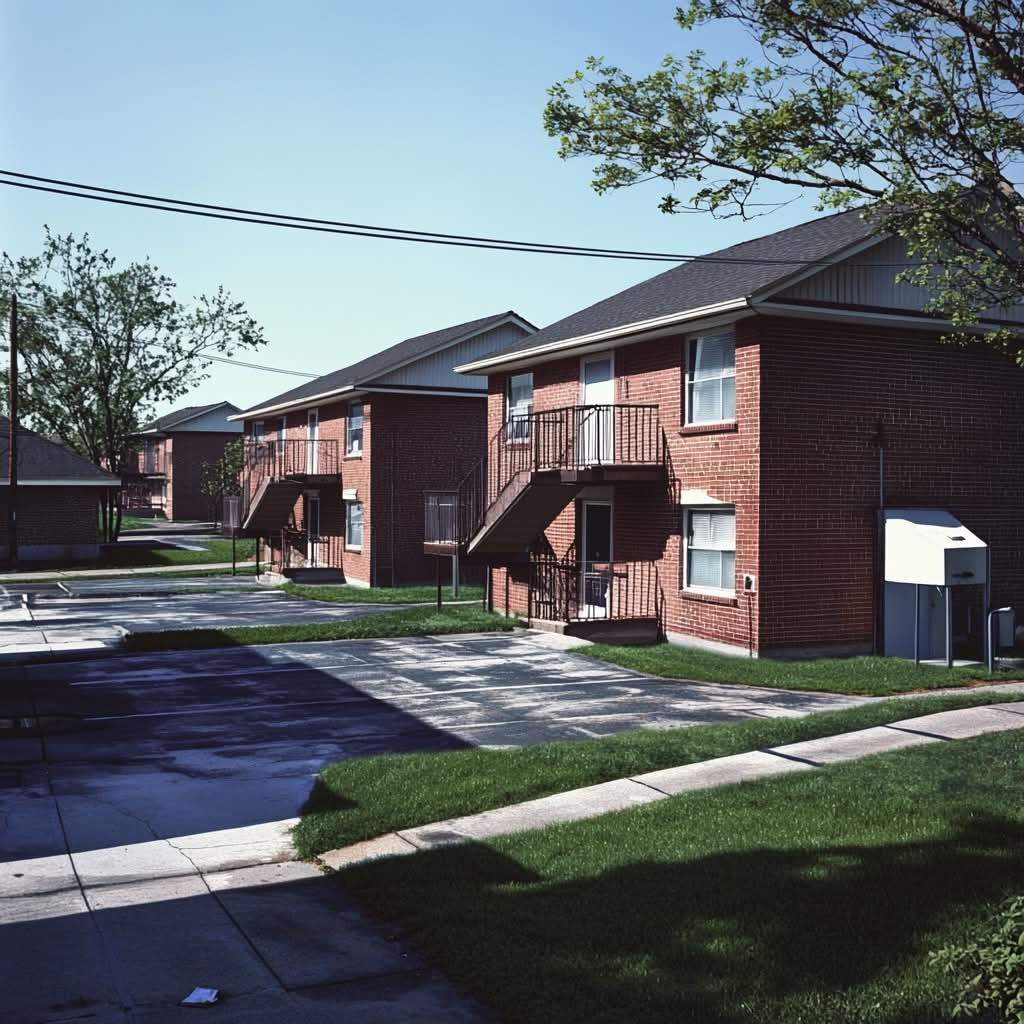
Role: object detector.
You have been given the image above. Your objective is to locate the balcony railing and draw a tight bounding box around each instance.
[529,558,660,622]
[244,439,341,481]
[423,404,664,552]
[424,462,485,551]
[490,403,662,500]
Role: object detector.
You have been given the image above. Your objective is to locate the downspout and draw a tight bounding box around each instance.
[874,419,887,656]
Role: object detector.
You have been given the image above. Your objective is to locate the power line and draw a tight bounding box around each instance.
[0,168,920,267]
[6,299,317,378]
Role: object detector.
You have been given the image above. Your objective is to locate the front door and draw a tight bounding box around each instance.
[580,355,614,465]
[307,409,319,474]
[581,500,612,618]
[305,493,321,566]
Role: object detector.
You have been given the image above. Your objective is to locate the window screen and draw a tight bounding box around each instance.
[507,373,533,441]
[346,502,364,548]
[687,333,736,424]
[347,402,364,455]
[685,507,736,591]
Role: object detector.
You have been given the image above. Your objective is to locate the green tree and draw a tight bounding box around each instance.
[0,229,265,540]
[200,436,245,524]
[544,1,1024,357]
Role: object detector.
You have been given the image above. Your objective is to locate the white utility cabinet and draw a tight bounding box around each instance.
[884,508,987,587]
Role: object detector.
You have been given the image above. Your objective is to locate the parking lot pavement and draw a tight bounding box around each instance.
[0,632,866,1021]
[0,590,396,648]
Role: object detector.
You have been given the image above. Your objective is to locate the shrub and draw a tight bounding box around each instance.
[930,896,1024,1022]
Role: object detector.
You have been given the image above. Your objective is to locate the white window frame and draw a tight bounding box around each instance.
[252,421,265,442]
[506,372,533,444]
[345,501,364,550]
[346,402,364,457]
[684,332,737,426]
[682,505,737,595]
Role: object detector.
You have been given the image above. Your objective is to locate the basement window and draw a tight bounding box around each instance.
[685,333,736,425]
[683,507,736,593]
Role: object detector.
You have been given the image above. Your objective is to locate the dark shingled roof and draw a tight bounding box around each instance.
[238,311,531,417]
[138,401,241,434]
[470,208,882,364]
[0,417,119,484]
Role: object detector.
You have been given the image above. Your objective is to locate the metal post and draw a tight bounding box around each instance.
[451,553,459,598]
[436,556,442,611]
[913,584,920,666]
[945,585,953,669]
[983,546,992,667]
[8,294,17,569]
[256,536,261,578]
[232,528,237,577]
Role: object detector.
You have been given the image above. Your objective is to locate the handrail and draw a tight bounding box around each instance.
[529,558,660,622]
[240,438,341,524]
[488,403,662,503]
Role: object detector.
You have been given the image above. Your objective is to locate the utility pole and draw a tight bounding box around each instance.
[8,294,17,569]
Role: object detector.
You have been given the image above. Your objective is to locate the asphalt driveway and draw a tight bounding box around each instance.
[0,631,867,1021]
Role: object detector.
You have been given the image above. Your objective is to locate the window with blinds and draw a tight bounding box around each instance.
[346,402,364,456]
[686,333,736,424]
[506,372,533,442]
[346,501,364,549]
[684,507,736,592]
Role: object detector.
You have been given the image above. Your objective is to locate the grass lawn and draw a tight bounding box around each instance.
[0,537,258,574]
[118,513,167,531]
[283,582,484,605]
[581,642,1024,697]
[122,605,518,653]
[339,728,1024,1024]
[294,689,1024,858]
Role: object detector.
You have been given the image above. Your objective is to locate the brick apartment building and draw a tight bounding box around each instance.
[125,402,242,521]
[426,209,1024,659]
[233,311,535,585]
[0,416,119,561]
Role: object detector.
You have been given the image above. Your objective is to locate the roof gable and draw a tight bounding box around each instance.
[236,310,536,418]
[0,417,119,485]
[459,209,883,370]
[139,401,241,434]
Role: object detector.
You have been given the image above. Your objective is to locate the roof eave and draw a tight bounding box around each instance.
[455,297,753,375]
[228,386,360,421]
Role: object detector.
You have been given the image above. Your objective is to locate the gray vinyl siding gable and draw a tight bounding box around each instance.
[372,322,533,390]
[777,235,1024,323]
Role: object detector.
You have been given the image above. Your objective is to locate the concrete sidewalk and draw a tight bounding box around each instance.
[317,698,1024,870]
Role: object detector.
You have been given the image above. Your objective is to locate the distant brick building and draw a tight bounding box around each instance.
[0,416,119,561]
[125,402,242,521]
[234,312,535,585]
[426,210,1024,659]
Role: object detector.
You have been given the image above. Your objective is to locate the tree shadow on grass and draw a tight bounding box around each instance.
[340,814,1024,1024]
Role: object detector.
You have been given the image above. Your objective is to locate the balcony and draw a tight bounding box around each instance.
[424,404,665,557]
[240,439,341,534]
[243,438,341,481]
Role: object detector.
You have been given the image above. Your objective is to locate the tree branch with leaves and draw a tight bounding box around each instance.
[0,229,266,540]
[544,0,1024,356]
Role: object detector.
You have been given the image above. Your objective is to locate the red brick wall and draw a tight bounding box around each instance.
[250,393,486,586]
[0,486,102,556]
[488,315,1024,655]
[371,393,486,585]
[166,432,240,521]
[758,316,1024,653]
[488,321,762,650]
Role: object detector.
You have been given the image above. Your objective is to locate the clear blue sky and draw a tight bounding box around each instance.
[0,0,822,416]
